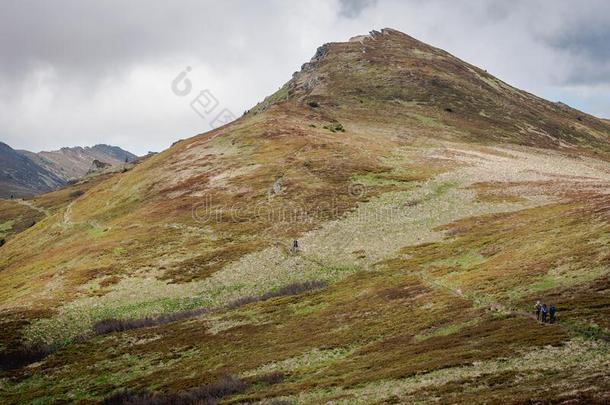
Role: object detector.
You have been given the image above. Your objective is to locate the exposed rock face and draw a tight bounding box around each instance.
[87,159,111,175]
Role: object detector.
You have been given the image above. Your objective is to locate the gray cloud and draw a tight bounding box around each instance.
[1,0,609,155]
[339,0,378,18]
[545,20,610,85]
[553,29,610,62]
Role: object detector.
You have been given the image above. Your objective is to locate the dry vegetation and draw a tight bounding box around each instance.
[1,29,610,404]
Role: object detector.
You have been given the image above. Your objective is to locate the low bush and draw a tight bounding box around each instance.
[225,295,260,309]
[103,375,247,405]
[261,280,327,299]
[227,280,327,309]
[95,280,327,335]
[69,190,85,198]
[93,307,211,335]
[256,371,285,385]
[0,343,55,371]
[323,122,345,133]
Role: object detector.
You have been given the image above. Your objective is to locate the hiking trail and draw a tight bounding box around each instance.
[16,199,51,218]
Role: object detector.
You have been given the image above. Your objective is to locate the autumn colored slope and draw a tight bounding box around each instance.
[1,29,609,404]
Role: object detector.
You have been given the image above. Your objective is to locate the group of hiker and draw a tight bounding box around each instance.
[534,301,556,323]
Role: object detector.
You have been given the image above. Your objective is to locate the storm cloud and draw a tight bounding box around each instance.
[1,0,609,155]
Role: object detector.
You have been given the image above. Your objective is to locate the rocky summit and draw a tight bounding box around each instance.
[1,29,609,404]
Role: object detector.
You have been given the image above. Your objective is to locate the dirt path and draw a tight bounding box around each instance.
[415,270,609,341]
[417,270,535,318]
[16,199,50,218]
[62,200,75,225]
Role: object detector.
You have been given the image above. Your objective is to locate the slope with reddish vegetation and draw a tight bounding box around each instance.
[1,29,609,404]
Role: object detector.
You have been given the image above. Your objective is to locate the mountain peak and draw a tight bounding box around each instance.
[250,28,610,156]
[349,27,427,45]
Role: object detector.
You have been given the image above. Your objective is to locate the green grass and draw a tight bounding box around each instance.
[414,318,480,342]
[0,219,16,238]
[409,112,446,128]
[426,180,458,200]
[112,246,127,255]
[85,223,107,238]
[529,275,558,291]
[427,250,486,270]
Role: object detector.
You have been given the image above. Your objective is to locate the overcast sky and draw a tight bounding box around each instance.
[1,0,609,155]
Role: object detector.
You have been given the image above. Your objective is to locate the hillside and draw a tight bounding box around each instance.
[0,143,136,198]
[0,29,609,404]
[0,142,65,198]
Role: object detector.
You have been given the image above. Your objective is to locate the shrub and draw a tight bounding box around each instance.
[225,295,260,309]
[94,280,327,335]
[93,307,211,335]
[256,371,285,385]
[323,123,345,133]
[69,190,85,198]
[261,280,327,300]
[103,375,247,405]
[227,280,327,309]
[0,344,55,371]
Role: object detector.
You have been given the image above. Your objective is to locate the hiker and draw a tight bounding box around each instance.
[541,303,548,323]
[549,304,556,324]
[291,240,300,253]
[534,301,542,320]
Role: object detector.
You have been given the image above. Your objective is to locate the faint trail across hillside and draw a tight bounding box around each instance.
[415,270,609,342]
[16,199,50,218]
[416,270,535,318]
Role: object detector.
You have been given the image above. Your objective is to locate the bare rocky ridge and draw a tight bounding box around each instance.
[20,144,137,181]
[0,142,136,197]
[0,142,65,198]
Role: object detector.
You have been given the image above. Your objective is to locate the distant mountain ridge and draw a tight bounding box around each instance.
[20,144,137,182]
[0,142,137,198]
[0,142,65,198]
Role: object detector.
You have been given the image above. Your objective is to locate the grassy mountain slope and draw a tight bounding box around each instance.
[1,29,609,404]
